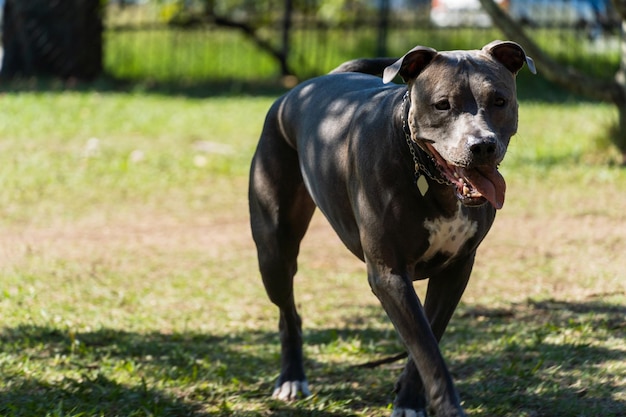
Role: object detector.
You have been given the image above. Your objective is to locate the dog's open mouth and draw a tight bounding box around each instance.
[423,143,506,210]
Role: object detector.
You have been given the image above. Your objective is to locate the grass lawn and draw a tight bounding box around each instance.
[0,85,624,416]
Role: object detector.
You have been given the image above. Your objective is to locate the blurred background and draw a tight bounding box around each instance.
[1,2,625,416]
[0,0,620,85]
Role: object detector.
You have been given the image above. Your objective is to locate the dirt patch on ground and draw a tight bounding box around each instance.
[0,210,254,266]
[1,193,624,305]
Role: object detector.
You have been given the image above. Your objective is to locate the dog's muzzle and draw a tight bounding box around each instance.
[423,142,506,210]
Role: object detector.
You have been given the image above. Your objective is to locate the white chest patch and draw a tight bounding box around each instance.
[420,203,478,263]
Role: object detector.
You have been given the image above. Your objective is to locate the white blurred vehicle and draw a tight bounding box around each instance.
[430,0,509,28]
[431,0,599,28]
[509,0,596,27]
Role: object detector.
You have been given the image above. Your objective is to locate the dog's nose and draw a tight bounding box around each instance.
[470,141,496,156]
[468,135,498,163]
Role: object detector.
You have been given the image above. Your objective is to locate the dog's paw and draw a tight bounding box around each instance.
[272,380,311,401]
[391,408,427,417]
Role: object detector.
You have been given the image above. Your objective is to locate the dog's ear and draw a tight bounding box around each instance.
[484,40,536,75]
[383,46,438,84]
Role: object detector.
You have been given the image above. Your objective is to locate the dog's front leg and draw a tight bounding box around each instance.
[392,256,475,416]
[367,262,466,417]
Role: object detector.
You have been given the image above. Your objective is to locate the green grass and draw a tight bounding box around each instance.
[105,29,280,81]
[0,92,266,225]
[104,25,620,82]
[0,88,624,416]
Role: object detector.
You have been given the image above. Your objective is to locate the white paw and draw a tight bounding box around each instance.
[391,408,427,417]
[272,380,311,401]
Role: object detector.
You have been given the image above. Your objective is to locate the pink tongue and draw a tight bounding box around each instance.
[463,167,506,209]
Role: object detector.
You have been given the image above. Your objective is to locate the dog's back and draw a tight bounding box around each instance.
[330,57,397,76]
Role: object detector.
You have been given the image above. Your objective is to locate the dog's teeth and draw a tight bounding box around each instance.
[454,171,460,179]
[462,185,470,196]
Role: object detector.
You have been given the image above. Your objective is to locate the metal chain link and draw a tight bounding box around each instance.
[401,91,452,186]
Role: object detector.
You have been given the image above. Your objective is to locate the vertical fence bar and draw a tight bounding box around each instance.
[281,0,293,75]
[376,0,389,57]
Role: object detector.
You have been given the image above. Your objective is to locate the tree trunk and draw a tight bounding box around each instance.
[1,0,103,80]
[613,2,626,164]
[280,0,293,77]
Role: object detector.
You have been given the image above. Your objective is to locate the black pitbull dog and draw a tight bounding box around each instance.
[249,40,535,417]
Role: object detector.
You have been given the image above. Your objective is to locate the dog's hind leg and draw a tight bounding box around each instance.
[249,115,316,401]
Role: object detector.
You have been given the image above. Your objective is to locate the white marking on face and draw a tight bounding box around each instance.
[420,203,477,263]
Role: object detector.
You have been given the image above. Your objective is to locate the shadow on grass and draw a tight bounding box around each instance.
[450,298,626,416]
[0,70,596,103]
[0,325,360,416]
[0,372,210,416]
[0,75,290,99]
[0,298,624,416]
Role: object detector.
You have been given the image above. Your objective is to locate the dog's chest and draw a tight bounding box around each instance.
[419,204,478,263]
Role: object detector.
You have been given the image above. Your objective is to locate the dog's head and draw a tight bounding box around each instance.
[384,41,535,210]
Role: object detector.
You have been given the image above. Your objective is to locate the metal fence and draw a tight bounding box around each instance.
[101,1,620,83]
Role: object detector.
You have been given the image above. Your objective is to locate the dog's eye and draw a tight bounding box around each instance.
[434,99,451,111]
[494,97,507,107]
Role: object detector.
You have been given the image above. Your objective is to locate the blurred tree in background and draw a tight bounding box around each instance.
[162,0,395,76]
[1,0,103,80]
[480,0,626,164]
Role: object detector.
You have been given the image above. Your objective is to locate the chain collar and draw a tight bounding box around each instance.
[401,90,453,193]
